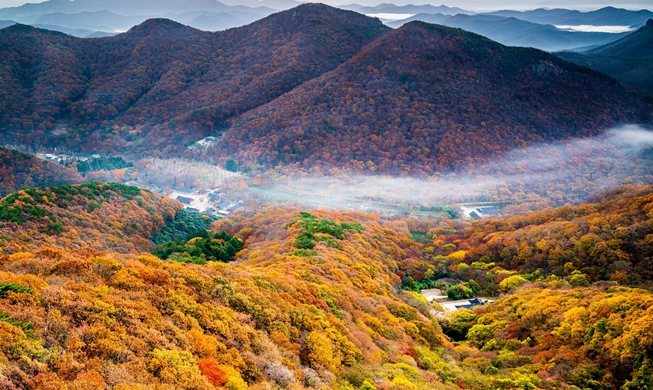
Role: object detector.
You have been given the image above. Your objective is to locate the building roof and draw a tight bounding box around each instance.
[218,201,231,209]
[469,211,481,219]
[176,187,194,194]
[455,298,485,310]
[208,193,220,202]
[186,207,199,212]
[176,196,194,204]
[476,206,499,214]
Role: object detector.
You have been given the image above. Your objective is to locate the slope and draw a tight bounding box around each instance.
[0,182,179,254]
[558,19,653,95]
[0,4,389,153]
[0,147,82,197]
[214,21,653,175]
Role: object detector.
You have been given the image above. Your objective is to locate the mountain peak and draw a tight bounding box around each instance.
[128,18,187,32]
[647,18,653,27]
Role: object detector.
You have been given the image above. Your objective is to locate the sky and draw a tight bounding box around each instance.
[1,0,652,11]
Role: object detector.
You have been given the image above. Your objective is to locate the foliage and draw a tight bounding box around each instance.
[287,211,364,250]
[152,209,216,244]
[72,156,134,174]
[0,283,33,298]
[153,230,243,263]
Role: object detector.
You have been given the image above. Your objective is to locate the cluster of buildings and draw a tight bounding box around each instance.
[421,288,493,312]
[171,187,243,216]
[187,136,217,151]
[459,204,502,219]
[36,152,101,164]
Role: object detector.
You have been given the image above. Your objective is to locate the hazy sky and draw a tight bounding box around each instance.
[1,0,652,11]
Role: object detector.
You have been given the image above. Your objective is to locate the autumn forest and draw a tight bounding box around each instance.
[1,1,653,390]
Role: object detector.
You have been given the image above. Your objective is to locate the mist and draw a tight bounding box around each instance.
[261,125,653,212]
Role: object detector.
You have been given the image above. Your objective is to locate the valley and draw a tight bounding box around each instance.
[1,1,653,390]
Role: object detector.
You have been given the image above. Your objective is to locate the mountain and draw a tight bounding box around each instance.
[340,3,474,15]
[213,21,653,175]
[587,18,653,57]
[0,147,82,197]
[0,0,265,21]
[558,20,653,95]
[31,10,146,32]
[0,20,15,29]
[389,14,630,52]
[387,13,451,27]
[484,6,653,27]
[0,4,390,153]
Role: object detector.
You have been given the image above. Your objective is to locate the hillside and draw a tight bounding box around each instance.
[0,207,451,389]
[440,185,653,286]
[214,21,653,175]
[0,182,179,254]
[558,20,653,95]
[0,4,389,154]
[0,194,652,388]
[0,147,82,197]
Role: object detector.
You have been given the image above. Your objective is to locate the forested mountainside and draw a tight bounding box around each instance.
[422,185,653,290]
[1,4,651,173]
[0,4,388,154]
[0,147,82,197]
[1,185,652,389]
[0,182,179,254]
[216,21,652,175]
[559,20,653,95]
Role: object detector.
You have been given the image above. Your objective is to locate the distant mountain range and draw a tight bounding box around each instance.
[558,19,653,95]
[0,0,651,43]
[388,13,632,51]
[0,4,650,175]
[0,0,284,36]
[484,6,653,27]
[340,3,473,15]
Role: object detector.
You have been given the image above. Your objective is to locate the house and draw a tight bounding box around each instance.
[218,200,231,209]
[218,210,231,215]
[469,211,481,219]
[176,187,194,194]
[455,298,486,310]
[208,193,220,202]
[186,207,199,212]
[176,196,195,205]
